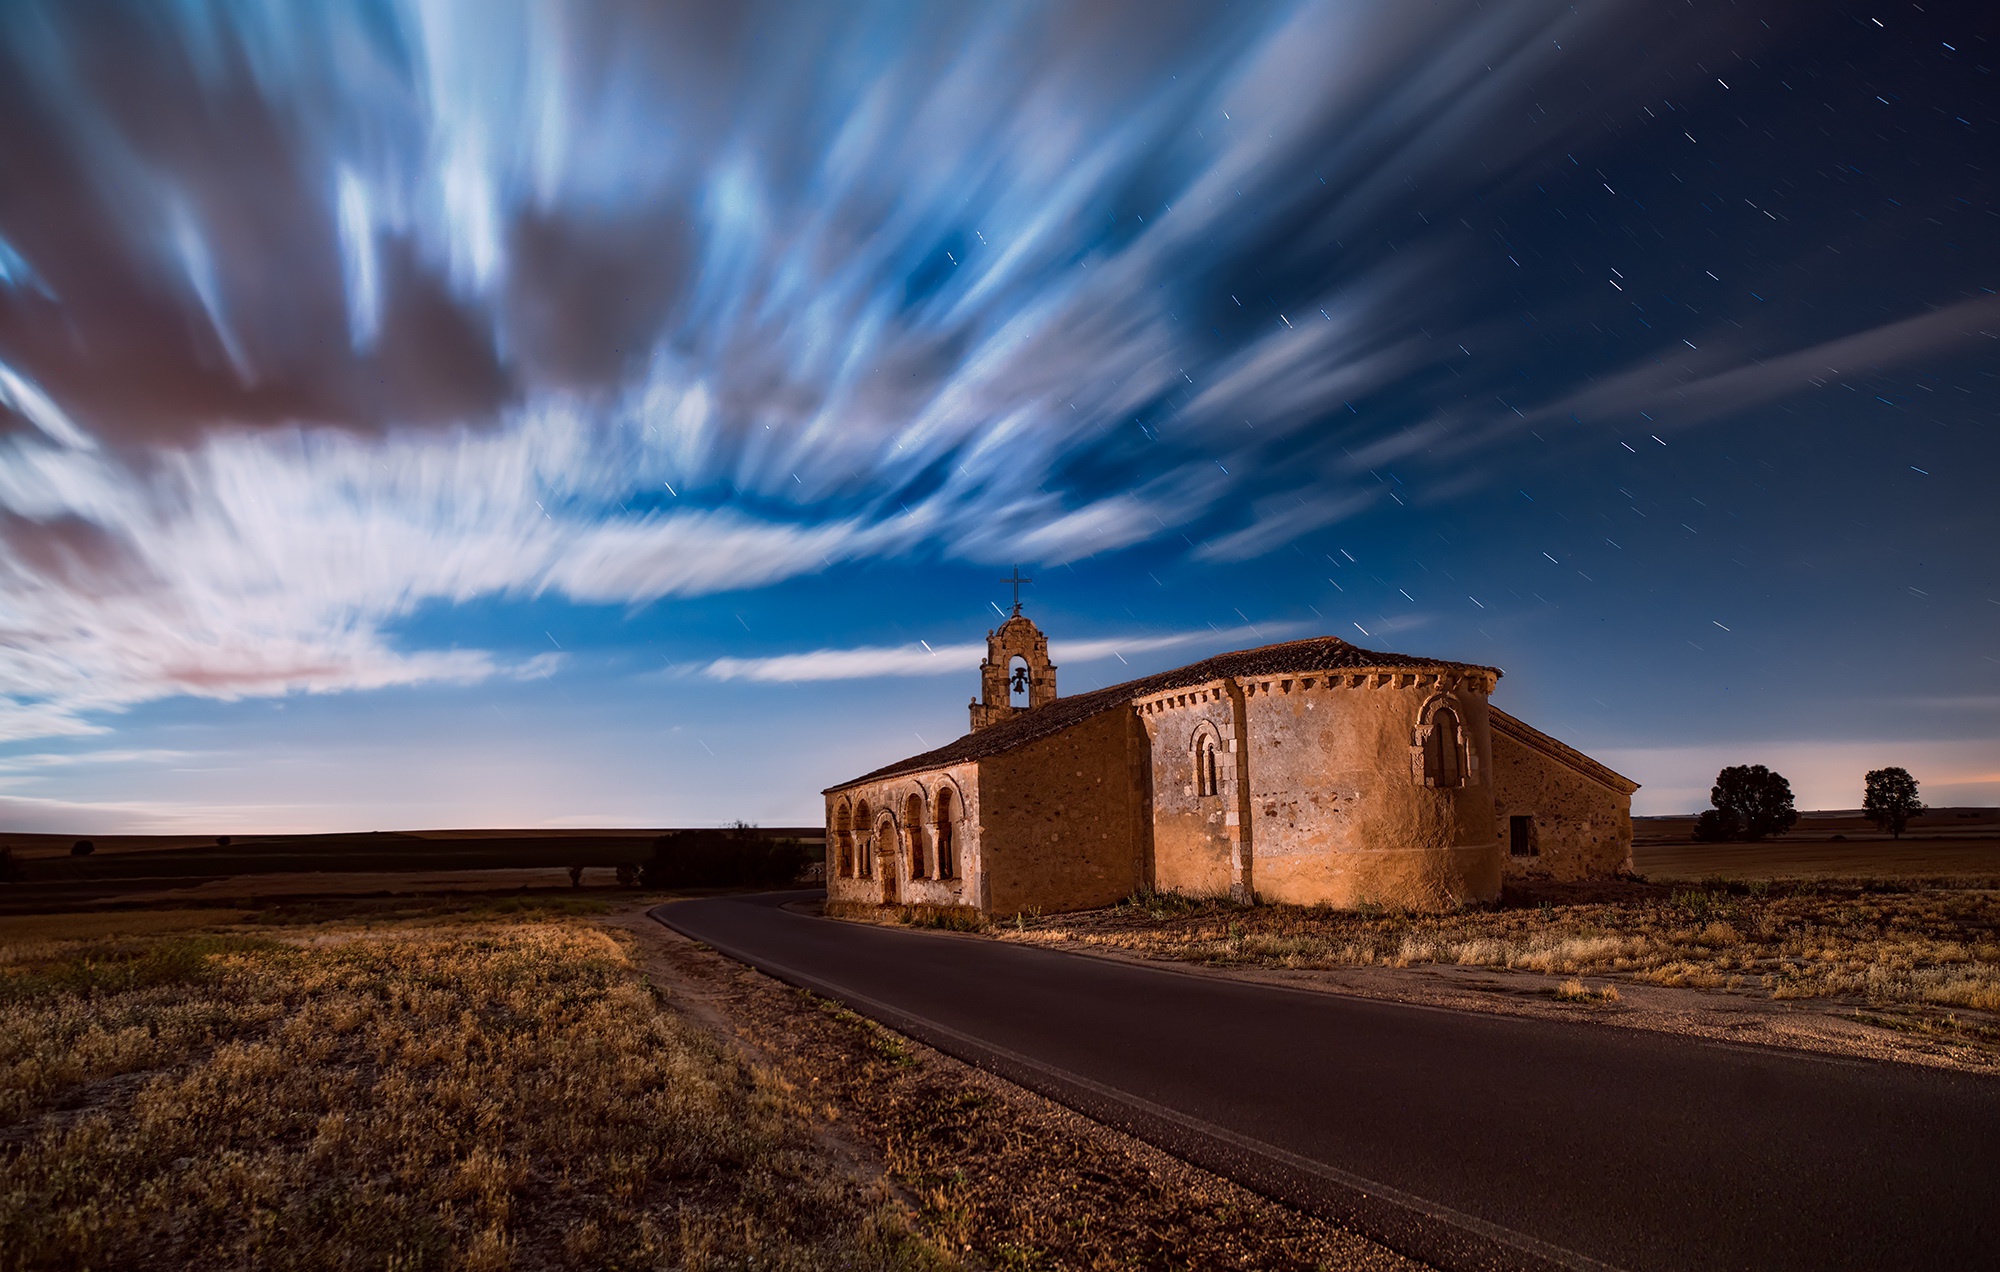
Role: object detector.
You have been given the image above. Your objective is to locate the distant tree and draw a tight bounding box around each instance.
[614,862,639,888]
[70,839,95,857]
[1863,767,1924,840]
[216,835,231,847]
[0,846,19,883]
[1709,765,1798,841]
[568,864,586,888]
[1691,808,1740,843]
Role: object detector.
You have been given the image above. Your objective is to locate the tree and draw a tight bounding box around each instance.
[0,846,19,883]
[1709,765,1798,841]
[567,864,586,888]
[1863,767,1923,839]
[70,839,95,857]
[614,862,640,888]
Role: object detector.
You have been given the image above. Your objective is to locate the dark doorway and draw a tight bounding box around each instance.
[1510,815,1537,857]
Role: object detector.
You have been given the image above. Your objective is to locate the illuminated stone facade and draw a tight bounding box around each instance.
[824,615,1637,914]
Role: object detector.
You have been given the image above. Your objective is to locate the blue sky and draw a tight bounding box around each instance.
[0,1,1994,831]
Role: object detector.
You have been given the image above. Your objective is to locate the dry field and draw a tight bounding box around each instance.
[0,897,946,1272]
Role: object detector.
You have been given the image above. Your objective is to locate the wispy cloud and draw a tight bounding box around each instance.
[702,625,1289,684]
[1533,294,2000,433]
[0,1,1773,741]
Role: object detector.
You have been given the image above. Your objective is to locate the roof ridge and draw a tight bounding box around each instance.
[826,632,1502,792]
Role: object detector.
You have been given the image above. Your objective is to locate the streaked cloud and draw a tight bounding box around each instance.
[702,625,1288,683]
[0,0,1762,745]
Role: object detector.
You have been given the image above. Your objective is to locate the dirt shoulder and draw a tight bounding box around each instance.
[606,906,1427,1272]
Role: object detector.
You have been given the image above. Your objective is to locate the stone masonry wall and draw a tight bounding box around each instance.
[976,706,1148,916]
[825,761,983,908]
[1490,730,1632,881]
[1238,673,1500,909]
[1137,670,1503,910]
[1139,688,1238,897]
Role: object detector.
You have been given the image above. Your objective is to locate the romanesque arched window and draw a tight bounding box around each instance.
[904,793,927,880]
[834,802,854,877]
[1194,730,1221,797]
[935,785,957,879]
[1416,700,1470,788]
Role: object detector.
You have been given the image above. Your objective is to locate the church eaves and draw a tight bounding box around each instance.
[825,634,1503,793]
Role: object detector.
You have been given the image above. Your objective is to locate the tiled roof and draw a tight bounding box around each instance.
[1490,708,1640,794]
[826,634,1500,792]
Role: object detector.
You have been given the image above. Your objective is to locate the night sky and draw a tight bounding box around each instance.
[0,1,1993,832]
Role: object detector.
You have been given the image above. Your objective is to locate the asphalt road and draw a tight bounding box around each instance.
[656,891,2000,1272]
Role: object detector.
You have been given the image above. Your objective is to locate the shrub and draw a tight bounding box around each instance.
[70,839,95,857]
[614,862,639,888]
[1691,809,1739,843]
[639,824,811,889]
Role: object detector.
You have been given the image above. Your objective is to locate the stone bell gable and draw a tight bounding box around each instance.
[970,614,1058,732]
[825,624,1637,916]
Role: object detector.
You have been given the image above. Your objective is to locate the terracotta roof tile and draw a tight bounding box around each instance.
[826,634,1500,792]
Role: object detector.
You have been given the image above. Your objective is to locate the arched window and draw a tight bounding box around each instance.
[904,793,927,880]
[1008,655,1031,707]
[935,786,957,879]
[854,800,874,876]
[1195,731,1221,797]
[834,803,854,877]
[1423,706,1466,788]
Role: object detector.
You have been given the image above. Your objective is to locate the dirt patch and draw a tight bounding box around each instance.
[609,907,1426,1272]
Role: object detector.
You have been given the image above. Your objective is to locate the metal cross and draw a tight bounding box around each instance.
[1002,566,1032,615]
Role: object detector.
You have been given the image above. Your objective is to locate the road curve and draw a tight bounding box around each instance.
[655,891,1999,1272]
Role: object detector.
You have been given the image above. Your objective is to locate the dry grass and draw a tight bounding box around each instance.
[987,882,2000,1019]
[1,897,949,1271]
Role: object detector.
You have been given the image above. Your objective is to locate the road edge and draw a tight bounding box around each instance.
[652,896,1625,1272]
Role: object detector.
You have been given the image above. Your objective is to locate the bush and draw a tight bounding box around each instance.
[70,839,95,857]
[639,824,812,889]
[1690,808,1739,843]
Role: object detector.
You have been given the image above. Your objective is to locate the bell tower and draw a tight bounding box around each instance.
[969,568,1058,731]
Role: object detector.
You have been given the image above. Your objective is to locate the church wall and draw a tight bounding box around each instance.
[1490,731,1632,881]
[824,762,984,909]
[1140,690,1239,898]
[976,707,1148,916]
[1239,674,1501,910]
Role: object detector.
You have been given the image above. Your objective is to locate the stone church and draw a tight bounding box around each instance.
[823,606,1637,915]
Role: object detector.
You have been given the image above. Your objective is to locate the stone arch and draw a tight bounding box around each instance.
[833,799,855,877]
[853,799,874,876]
[874,810,901,903]
[931,777,965,879]
[1190,720,1224,798]
[903,790,928,881]
[1413,694,1473,788]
